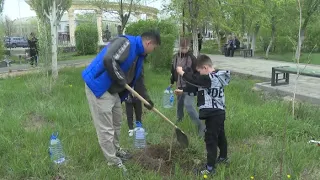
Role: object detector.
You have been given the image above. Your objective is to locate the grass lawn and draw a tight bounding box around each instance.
[57,52,96,61]
[201,43,320,65]
[254,52,320,65]
[0,66,319,179]
[7,52,95,65]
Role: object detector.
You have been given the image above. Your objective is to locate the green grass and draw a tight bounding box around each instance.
[0,67,319,179]
[7,52,94,65]
[254,51,320,65]
[57,52,96,61]
[201,42,320,65]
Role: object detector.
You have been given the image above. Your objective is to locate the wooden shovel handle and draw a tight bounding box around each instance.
[125,84,179,129]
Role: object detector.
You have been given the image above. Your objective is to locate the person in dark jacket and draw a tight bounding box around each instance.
[226,35,240,57]
[27,32,38,66]
[124,68,147,137]
[82,30,160,171]
[170,37,205,137]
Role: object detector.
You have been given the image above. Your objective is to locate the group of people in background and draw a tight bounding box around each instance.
[118,34,229,176]
[224,35,240,57]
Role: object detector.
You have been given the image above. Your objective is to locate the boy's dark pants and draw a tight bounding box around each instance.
[125,99,142,130]
[204,112,228,167]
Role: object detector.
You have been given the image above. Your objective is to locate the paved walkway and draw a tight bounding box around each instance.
[1,54,320,104]
[207,54,320,105]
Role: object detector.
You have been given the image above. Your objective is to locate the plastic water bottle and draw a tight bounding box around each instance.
[163,86,174,108]
[134,122,146,149]
[49,132,65,164]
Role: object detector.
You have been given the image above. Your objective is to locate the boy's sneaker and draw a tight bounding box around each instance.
[216,157,230,165]
[194,164,216,176]
[200,169,216,176]
[200,167,216,176]
[107,162,127,172]
[128,129,134,137]
[116,148,132,161]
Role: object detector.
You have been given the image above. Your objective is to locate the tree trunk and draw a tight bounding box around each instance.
[295,27,305,60]
[51,0,58,79]
[214,25,221,52]
[192,28,199,57]
[182,5,185,36]
[241,0,245,34]
[265,17,276,59]
[251,24,260,56]
[265,35,274,59]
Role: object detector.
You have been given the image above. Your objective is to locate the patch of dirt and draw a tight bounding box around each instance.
[300,167,320,180]
[23,111,54,132]
[131,144,199,177]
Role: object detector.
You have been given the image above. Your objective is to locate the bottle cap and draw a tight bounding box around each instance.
[50,132,58,140]
[136,121,142,127]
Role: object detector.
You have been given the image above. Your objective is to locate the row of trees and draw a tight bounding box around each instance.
[26,0,150,80]
[0,0,5,60]
[166,0,320,58]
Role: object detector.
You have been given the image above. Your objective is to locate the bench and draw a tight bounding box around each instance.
[239,49,252,58]
[222,44,252,58]
[0,55,12,68]
[271,66,320,86]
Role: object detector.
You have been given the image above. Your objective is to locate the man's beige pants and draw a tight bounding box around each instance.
[85,84,122,164]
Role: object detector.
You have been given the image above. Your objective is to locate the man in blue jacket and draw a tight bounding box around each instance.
[82,30,160,170]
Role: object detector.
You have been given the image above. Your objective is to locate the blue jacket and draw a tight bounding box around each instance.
[82,35,145,101]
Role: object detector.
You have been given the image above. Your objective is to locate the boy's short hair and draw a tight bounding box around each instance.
[179,37,190,48]
[197,54,213,67]
[141,29,161,45]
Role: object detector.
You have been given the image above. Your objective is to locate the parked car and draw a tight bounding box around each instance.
[5,37,29,48]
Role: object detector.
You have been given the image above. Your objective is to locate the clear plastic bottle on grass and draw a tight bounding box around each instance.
[49,132,65,164]
[134,122,146,149]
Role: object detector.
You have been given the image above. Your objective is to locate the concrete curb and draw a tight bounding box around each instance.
[0,62,90,79]
[255,82,320,105]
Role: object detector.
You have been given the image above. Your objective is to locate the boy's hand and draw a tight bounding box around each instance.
[174,89,183,95]
[176,66,184,75]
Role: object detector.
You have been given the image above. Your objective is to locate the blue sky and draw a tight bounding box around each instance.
[2,0,168,20]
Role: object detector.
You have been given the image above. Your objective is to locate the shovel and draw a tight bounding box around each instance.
[125,84,189,148]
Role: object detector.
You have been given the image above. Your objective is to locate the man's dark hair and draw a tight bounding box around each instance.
[197,54,213,67]
[141,29,161,45]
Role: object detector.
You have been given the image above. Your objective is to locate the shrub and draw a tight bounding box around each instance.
[201,40,221,54]
[75,22,98,55]
[125,20,178,70]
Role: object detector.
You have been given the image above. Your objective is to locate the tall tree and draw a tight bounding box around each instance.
[92,0,140,35]
[295,0,320,60]
[3,16,15,37]
[28,0,72,80]
[263,0,288,59]
[0,0,4,13]
[187,0,201,57]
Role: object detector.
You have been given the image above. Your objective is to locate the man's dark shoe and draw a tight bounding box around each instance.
[116,148,132,161]
[216,157,230,165]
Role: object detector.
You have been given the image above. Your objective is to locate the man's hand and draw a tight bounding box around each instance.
[174,89,183,95]
[176,66,184,76]
[144,99,154,110]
